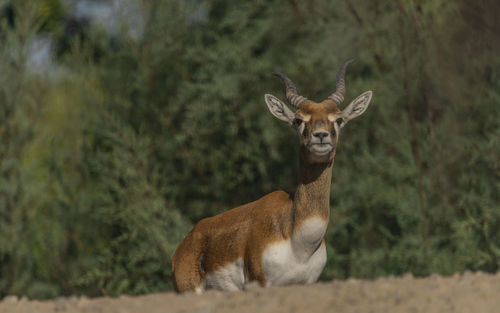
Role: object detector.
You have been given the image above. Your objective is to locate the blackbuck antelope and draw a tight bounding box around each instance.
[172,60,373,293]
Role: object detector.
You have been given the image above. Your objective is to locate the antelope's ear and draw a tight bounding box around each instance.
[340,91,372,126]
[264,94,295,124]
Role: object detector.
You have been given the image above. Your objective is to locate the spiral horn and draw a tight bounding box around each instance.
[272,72,307,108]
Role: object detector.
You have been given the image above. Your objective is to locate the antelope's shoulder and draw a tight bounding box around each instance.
[193,190,293,233]
[257,190,294,210]
[232,190,294,213]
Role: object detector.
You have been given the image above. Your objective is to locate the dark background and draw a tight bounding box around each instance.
[0,0,499,299]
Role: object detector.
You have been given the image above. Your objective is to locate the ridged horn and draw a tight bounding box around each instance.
[272,72,307,108]
[327,59,355,105]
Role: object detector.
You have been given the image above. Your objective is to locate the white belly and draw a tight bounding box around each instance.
[201,258,246,292]
[262,217,328,285]
[200,217,328,291]
[261,239,327,286]
[200,241,326,292]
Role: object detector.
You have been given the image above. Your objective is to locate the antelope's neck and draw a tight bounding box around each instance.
[292,156,333,227]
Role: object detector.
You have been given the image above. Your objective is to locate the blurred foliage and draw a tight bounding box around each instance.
[0,0,499,299]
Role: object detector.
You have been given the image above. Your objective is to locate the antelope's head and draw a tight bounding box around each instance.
[265,60,372,163]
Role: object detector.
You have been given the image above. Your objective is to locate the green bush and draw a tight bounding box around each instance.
[0,0,498,299]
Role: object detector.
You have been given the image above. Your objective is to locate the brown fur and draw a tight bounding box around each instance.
[172,190,294,291]
[173,99,342,292]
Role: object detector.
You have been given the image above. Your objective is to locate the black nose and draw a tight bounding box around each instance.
[313,131,329,139]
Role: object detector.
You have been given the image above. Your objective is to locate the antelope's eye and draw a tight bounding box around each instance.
[336,118,344,126]
[292,118,303,127]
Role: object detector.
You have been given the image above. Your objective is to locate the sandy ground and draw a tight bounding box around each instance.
[2,272,500,313]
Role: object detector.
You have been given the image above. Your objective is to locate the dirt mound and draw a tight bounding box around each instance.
[2,272,499,313]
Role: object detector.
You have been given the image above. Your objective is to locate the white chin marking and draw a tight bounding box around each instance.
[309,145,333,156]
[311,150,331,156]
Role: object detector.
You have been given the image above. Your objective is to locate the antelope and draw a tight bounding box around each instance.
[172,60,373,293]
